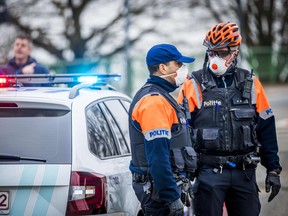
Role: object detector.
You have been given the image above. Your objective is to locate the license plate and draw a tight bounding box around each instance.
[0,191,9,214]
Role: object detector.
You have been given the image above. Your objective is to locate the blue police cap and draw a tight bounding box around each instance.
[146,44,195,66]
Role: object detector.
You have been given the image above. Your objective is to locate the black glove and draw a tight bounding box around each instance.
[169,198,184,216]
[265,172,281,202]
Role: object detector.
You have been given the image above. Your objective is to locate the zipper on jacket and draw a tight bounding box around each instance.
[222,76,227,88]
[224,88,229,150]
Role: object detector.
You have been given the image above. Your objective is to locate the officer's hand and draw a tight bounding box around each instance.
[169,198,184,216]
[265,172,281,202]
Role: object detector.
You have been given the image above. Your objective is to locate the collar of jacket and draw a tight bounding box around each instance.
[8,56,37,67]
[147,75,177,93]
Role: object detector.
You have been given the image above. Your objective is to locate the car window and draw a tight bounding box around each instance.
[86,103,119,158]
[102,99,131,155]
[120,100,131,112]
[0,108,71,163]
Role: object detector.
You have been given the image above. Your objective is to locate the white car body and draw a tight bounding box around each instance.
[0,75,141,216]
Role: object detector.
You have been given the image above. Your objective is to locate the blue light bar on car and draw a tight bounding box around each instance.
[0,73,122,86]
[77,76,98,83]
[76,74,121,84]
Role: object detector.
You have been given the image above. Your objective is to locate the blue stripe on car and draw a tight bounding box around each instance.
[11,165,38,215]
[32,165,59,216]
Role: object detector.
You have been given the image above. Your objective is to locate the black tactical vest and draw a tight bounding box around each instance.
[191,68,258,155]
[129,83,197,174]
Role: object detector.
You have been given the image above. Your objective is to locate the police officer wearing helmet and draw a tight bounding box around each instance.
[129,44,196,216]
[178,22,282,216]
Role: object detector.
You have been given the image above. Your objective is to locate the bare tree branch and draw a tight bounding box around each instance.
[99,27,155,58]
[202,0,223,23]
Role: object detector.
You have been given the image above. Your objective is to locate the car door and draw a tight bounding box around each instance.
[0,102,72,216]
[86,97,141,215]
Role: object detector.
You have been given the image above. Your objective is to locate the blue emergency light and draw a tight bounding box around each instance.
[0,73,121,87]
[77,76,98,83]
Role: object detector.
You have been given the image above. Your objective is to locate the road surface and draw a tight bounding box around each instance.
[257,85,288,216]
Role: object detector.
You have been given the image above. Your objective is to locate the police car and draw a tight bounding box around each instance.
[0,74,142,216]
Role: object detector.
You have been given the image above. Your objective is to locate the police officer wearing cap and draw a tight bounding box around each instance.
[178,22,282,216]
[129,44,196,216]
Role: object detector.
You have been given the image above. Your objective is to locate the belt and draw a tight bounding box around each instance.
[199,154,243,165]
[132,173,150,183]
[199,153,259,168]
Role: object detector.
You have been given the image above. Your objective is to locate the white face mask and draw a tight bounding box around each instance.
[175,64,189,86]
[160,64,188,86]
[209,56,229,76]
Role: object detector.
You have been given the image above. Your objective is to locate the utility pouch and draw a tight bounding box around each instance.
[170,148,185,172]
[233,109,254,120]
[182,146,197,173]
[199,128,220,151]
[240,126,254,148]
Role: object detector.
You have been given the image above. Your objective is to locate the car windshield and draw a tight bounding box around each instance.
[0,108,71,163]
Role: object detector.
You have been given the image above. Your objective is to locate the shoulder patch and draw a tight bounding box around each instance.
[144,128,171,141]
[259,107,274,120]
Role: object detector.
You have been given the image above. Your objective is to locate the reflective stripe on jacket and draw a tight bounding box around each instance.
[129,80,196,202]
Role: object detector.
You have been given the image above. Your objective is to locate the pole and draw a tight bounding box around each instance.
[124,0,132,96]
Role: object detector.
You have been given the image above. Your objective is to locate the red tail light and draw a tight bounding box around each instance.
[66,171,107,215]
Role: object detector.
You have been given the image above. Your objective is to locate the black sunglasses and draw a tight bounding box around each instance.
[207,50,234,58]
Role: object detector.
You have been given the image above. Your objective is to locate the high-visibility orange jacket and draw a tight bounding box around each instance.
[129,75,180,202]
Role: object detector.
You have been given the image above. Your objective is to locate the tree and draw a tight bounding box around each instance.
[5,0,160,61]
[197,0,288,83]
[4,0,197,94]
